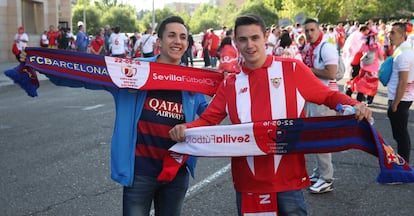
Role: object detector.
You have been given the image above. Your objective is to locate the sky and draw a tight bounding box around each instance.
[127,0,209,11]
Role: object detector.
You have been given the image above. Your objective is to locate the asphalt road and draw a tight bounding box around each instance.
[1,62,414,216]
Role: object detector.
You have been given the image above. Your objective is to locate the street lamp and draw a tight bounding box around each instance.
[316,6,322,19]
[83,0,86,28]
[152,0,155,30]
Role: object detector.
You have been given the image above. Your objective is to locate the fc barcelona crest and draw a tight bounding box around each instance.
[122,66,137,77]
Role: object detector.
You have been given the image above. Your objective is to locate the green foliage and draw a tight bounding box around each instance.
[237,1,278,27]
[263,0,283,11]
[278,0,414,24]
[72,0,414,38]
[188,4,221,34]
[101,6,139,33]
[100,0,119,7]
[177,11,191,31]
[139,7,179,32]
[72,5,102,35]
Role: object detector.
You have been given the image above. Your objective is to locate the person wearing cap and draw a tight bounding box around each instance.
[76,25,89,53]
[13,26,29,61]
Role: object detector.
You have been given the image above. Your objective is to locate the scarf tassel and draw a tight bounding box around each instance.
[372,126,414,184]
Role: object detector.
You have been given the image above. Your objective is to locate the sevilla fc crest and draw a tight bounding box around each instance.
[270,77,282,89]
[122,66,137,77]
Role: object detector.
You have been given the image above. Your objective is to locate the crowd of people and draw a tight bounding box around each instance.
[252,18,414,194]
[13,23,165,60]
[13,14,413,216]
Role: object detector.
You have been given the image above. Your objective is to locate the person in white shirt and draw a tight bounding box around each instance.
[303,18,339,194]
[132,31,142,58]
[140,28,157,57]
[40,30,49,47]
[14,26,29,51]
[266,27,280,55]
[109,26,128,58]
[387,22,414,163]
[13,26,29,61]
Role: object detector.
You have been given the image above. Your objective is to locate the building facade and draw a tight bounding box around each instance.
[0,0,71,62]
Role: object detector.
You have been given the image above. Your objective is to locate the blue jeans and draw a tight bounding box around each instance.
[186,48,193,66]
[236,190,307,216]
[123,167,189,216]
[210,56,218,68]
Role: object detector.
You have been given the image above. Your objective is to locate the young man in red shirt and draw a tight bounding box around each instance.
[169,14,372,215]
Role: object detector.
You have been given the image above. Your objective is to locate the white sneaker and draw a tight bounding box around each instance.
[309,173,319,184]
[309,178,334,194]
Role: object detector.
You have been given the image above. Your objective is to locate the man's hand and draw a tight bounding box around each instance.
[19,48,27,63]
[169,124,187,142]
[354,103,372,122]
[391,102,398,112]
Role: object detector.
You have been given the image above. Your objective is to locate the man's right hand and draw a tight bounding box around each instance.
[19,48,27,63]
[169,124,187,142]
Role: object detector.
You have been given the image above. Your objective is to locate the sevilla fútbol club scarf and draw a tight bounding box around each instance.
[4,47,223,97]
[170,115,414,184]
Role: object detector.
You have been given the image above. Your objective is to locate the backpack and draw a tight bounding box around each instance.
[378,46,412,86]
[361,50,375,66]
[319,42,345,81]
[378,56,393,86]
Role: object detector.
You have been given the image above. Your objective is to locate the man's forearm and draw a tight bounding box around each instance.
[393,82,407,108]
[312,68,332,80]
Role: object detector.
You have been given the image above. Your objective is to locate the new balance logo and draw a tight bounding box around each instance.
[259,194,271,204]
[239,87,248,94]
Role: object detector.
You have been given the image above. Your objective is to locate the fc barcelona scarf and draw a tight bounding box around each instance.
[4,47,223,97]
[170,115,414,184]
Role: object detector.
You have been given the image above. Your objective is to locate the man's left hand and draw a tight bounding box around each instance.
[354,103,372,122]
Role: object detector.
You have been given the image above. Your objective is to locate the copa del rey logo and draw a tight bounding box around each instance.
[122,65,137,77]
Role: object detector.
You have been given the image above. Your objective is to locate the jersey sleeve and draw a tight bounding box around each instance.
[294,60,359,108]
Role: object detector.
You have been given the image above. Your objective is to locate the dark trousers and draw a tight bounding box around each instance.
[356,93,374,104]
[387,100,413,162]
[186,48,193,66]
[346,64,361,96]
[203,48,211,67]
[181,52,188,66]
[143,51,154,58]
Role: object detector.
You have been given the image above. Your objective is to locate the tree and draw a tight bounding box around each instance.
[220,0,240,29]
[177,11,191,32]
[237,1,278,27]
[188,4,221,34]
[138,7,179,32]
[275,0,414,24]
[263,0,283,11]
[101,6,139,33]
[72,4,102,36]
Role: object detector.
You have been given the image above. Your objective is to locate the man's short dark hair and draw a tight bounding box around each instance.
[279,30,292,48]
[234,14,266,37]
[304,18,319,26]
[157,16,187,39]
[392,21,407,35]
[225,28,233,36]
[359,25,369,32]
[114,26,121,34]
